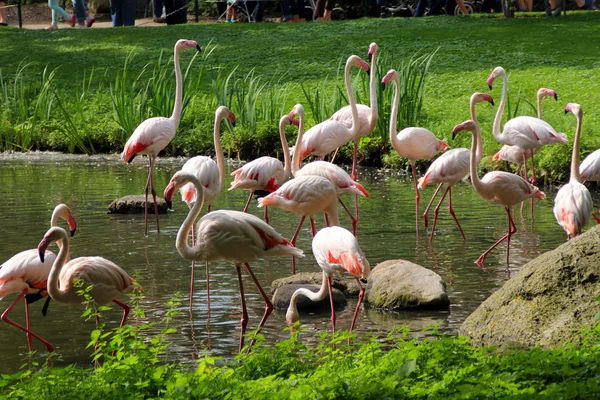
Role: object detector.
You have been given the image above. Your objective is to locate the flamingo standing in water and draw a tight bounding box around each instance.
[553,103,593,239]
[289,104,369,236]
[487,67,567,186]
[229,114,297,223]
[0,204,77,353]
[382,69,449,234]
[290,55,369,162]
[177,106,235,311]
[163,171,303,352]
[121,39,201,235]
[452,119,546,266]
[286,226,370,338]
[419,93,494,242]
[37,227,135,340]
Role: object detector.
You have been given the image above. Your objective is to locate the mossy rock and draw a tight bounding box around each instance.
[270,272,361,298]
[272,284,347,311]
[459,225,600,348]
[108,195,169,214]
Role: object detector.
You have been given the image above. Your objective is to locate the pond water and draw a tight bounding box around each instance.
[0,152,591,373]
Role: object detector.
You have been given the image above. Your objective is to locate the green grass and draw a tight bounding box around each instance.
[1,12,600,181]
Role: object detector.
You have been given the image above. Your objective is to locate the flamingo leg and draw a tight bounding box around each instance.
[204,207,212,319]
[190,224,195,311]
[113,299,130,328]
[235,264,248,353]
[149,156,160,234]
[327,275,336,334]
[330,147,340,164]
[411,163,420,234]
[243,262,273,353]
[263,206,269,224]
[423,183,444,229]
[475,207,516,266]
[348,278,364,342]
[25,297,33,351]
[242,191,254,213]
[506,207,517,266]
[144,159,152,236]
[522,152,529,184]
[324,213,329,227]
[447,187,466,241]
[310,217,317,236]
[352,140,360,234]
[592,212,600,224]
[290,216,306,275]
[530,150,537,186]
[429,186,450,243]
[1,289,54,353]
[338,198,357,235]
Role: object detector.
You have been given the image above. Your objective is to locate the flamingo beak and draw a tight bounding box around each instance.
[42,297,51,317]
[228,113,236,127]
[68,215,77,237]
[381,82,386,91]
[38,239,50,263]
[196,44,202,52]
[554,92,558,101]
[291,117,299,127]
[490,99,495,106]
[368,53,373,62]
[163,181,176,209]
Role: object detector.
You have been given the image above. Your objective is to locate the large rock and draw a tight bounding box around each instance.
[365,260,450,310]
[271,272,361,297]
[272,284,347,311]
[460,225,600,349]
[108,195,169,214]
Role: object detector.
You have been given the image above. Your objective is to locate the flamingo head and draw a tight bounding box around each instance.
[452,119,477,140]
[163,173,181,209]
[487,66,505,90]
[227,110,236,127]
[348,55,370,75]
[471,92,494,106]
[565,103,582,116]
[67,213,77,237]
[291,117,300,127]
[38,227,66,263]
[289,104,304,121]
[368,42,378,62]
[538,88,558,101]
[381,69,398,91]
[492,151,502,161]
[176,39,201,52]
[54,204,77,237]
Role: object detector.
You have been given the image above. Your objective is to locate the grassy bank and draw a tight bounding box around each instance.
[1,13,599,183]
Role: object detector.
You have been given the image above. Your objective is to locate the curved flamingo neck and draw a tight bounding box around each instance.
[288,271,329,320]
[214,112,226,193]
[171,46,184,126]
[47,230,72,304]
[389,75,402,153]
[537,92,543,120]
[468,125,488,198]
[492,72,508,142]
[469,98,483,162]
[345,60,360,139]
[570,111,583,183]
[292,112,305,177]
[367,49,378,132]
[279,117,292,180]
[176,174,206,261]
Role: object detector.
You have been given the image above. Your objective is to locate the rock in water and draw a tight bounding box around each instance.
[365,260,450,310]
[460,225,600,348]
[108,195,169,214]
[271,272,360,297]
[272,284,347,311]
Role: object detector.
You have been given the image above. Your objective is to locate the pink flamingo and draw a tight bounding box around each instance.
[290,104,369,236]
[330,42,379,180]
[382,69,449,234]
[452,119,546,266]
[419,93,494,242]
[121,39,201,235]
[553,103,593,239]
[163,171,303,352]
[177,106,235,311]
[291,55,370,162]
[229,114,297,223]
[37,227,135,339]
[286,226,370,338]
[580,149,600,183]
[0,204,77,353]
[487,67,567,186]
[257,173,339,275]
[492,88,559,179]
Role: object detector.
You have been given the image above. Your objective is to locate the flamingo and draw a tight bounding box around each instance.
[290,104,369,236]
[487,67,567,186]
[452,119,546,266]
[37,227,135,341]
[163,171,303,352]
[290,55,370,162]
[419,93,494,242]
[177,106,235,311]
[121,39,201,235]
[330,42,379,180]
[382,69,449,234]
[286,226,370,339]
[553,103,593,239]
[229,114,297,223]
[579,148,600,223]
[257,174,339,275]
[492,88,559,179]
[0,204,77,353]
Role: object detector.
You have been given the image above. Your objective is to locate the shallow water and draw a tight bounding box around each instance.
[0,152,591,373]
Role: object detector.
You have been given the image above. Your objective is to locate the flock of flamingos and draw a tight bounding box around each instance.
[1,38,599,357]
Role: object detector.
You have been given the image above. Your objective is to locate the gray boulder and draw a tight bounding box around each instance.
[365,260,450,310]
[108,195,169,214]
[272,283,347,311]
[460,225,600,349]
[270,272,361,297]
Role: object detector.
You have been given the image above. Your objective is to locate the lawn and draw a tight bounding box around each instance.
[1,12,599,181]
